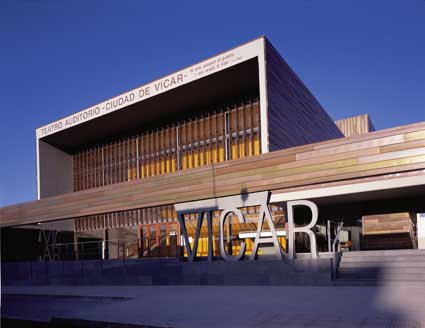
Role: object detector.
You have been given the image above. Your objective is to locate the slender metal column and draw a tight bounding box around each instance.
[176,125,181,170]
[136,136,140,179]
[101,147,105,186]
[327,220,331,252]
[224,111,229,161]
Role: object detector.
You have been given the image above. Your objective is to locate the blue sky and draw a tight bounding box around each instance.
[0,0,424,206]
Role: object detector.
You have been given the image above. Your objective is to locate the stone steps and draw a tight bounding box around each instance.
[336,249,425,285]
[339,266,425,274]
[333,279,425,287]
[340,256,425,263]
[341,249,425,257]
[340,260,425,268]
[338,271,425,280]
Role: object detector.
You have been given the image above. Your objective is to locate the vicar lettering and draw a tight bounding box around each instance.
[175,191,318,262]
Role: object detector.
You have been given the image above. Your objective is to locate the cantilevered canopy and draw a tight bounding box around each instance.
[42,59,259,153]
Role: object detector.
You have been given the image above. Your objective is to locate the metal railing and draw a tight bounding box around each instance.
[49,237,182,262]
[327,220,344,252]
[328,221,344,279]
[332,222,344,253]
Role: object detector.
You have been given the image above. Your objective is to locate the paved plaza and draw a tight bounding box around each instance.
[2,284,425,327]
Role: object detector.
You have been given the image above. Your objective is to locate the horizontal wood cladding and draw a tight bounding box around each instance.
[73,98,261,192]
[265,40,343,151]
[363,212,413,235]
[335,114,375,137]
[1,121,425,227]
[362,212,415,250]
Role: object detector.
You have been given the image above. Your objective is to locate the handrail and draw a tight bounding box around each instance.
[44,236,183,262]
[330,221,344,279]
[53,238,137,247]
[332,222,344,253]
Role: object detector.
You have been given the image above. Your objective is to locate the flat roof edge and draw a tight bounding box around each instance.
[36,37,264,140]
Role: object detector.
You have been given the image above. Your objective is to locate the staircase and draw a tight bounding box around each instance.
[336,249,425,285]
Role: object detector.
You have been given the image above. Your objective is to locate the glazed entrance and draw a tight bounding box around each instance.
[134,204,287,260]
[69,204,287,261]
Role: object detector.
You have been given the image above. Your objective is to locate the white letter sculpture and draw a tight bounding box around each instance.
[287,200,319,260]
[175,191,283,262]
[219,207,246,261]
[249,200,283,261]
[175,192,319,262]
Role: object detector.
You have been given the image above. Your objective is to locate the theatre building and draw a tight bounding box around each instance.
[1,36,425,285]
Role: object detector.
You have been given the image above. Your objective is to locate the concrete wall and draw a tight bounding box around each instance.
[1,258,333,286]
[38,140,73,199]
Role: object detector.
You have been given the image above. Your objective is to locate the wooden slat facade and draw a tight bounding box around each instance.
[265,40,343,151]
[363,212,413,236]
[335,114,375,137]
[362,212,415,250]
[1,121,425,227]
[73,98,261,192]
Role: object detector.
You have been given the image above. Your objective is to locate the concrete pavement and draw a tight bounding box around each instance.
[2,285,425,327]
